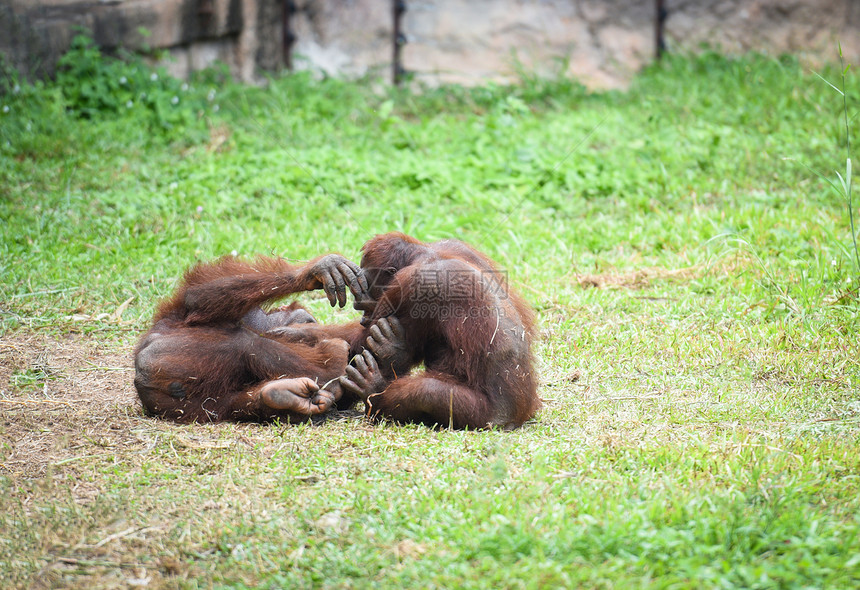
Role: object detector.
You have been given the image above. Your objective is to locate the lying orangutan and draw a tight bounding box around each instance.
[133,253,366,423]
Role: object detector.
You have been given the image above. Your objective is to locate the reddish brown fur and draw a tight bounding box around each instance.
[344,233,540,429]
[134,255,363,423]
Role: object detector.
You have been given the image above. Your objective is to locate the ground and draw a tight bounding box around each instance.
[2,50,860,588]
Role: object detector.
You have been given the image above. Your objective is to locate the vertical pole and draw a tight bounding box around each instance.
[393,0,407,84]
[283,0,296,69]
[655,0,667,59]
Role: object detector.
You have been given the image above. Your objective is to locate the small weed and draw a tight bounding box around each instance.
[835,43,860,279]
[11,367,53,388]
[55,34,221,134]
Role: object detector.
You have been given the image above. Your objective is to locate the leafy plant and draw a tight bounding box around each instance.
[54,33,222,135]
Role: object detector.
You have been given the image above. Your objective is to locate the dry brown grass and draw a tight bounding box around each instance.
[0,334,163,587]
[0,333,141,481]
[574,265,702,289]
[571,255,756,291]
[0,332,369,588]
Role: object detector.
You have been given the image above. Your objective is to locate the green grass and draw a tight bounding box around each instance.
[1,50,860,588]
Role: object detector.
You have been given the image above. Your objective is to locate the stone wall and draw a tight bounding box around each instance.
[2,0,859,88]
[0,0,264,81]
[292,0,860,88]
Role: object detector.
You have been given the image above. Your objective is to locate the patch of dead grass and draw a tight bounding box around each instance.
[574,265,702,290]
[0,331,364,587]
[0,332,142,481]
[0,331,364,483]
[572,256,755,290]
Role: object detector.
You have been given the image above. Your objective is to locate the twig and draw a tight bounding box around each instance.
[49,556,157,569]
[93,526,159,549]
[52,454,99,466]
[542,378,589,387]
[80,361,133,372]
[576,394,662,405]
[319,377,339,391]
[0,398,77,407]
[11,287,79,299]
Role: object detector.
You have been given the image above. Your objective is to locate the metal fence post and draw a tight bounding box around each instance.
[393,0,407,84]
[655,0,667,59]
[283,0,297,69]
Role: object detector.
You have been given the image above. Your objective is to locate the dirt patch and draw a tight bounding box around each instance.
[571,253,764,291]
[0,331,367,588]
[0,332,364,486]
[0,332,142,481]
[574,265,702,289]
